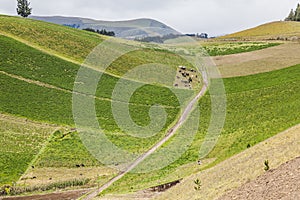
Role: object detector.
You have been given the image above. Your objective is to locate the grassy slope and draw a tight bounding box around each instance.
[0,15,193,75]
[0,15,103,63]
[102,64,300,194]
[0,16,195,185]
[1,15,300,195]
[220,21,300,39]
[202,42,280,56]
[154,124,300,200]
[0,41,181,148]
[0,115,55,185]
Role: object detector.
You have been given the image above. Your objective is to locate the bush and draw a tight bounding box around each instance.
[194,179,201,191]
[264,160,270,171]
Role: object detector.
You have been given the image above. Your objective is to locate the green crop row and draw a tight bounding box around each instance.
[203,42,280,56]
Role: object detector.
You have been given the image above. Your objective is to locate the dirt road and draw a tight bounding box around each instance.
[83,70,209,200]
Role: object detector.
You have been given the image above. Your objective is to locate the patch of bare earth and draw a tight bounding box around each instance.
[218,157,300,200]
[214,42,300,77]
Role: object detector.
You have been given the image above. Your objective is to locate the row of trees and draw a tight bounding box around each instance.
[83,28,116,37]
[285,3,300,21]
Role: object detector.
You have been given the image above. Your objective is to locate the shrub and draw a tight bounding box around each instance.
[194,179,201,191]
[264,160,270,171]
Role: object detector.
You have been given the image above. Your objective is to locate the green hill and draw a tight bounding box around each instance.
[0,15,194,189]
[0,15,300,197]
[102,64,300,194]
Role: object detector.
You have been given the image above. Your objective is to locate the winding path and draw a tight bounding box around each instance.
[83,70,209,200]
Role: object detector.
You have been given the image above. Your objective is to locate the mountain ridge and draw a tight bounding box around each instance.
[30,15,179,39]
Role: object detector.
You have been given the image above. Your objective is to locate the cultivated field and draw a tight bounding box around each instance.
[1,14,300,199]
[202,41,279,56]
[214,42,300,77]
[95,64,300,195]
[220,21,300,40]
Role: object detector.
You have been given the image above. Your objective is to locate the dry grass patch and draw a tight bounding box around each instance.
[218,157,300,200]
[154,124,300,200]
[18,167,117,187]
[220,21,300,40]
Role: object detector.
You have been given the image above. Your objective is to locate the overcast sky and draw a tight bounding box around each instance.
[1,0,299,36]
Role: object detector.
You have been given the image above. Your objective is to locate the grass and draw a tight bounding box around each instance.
[18,166,116,190]
[220,21,300,40]
[0,34,78,91]
[202,42,280,56]
[1,178,90,196]
[0,72,74,125]
[0,34,193,105]
[1,65,300,192]
[0,72,181,149]
[0,15,103,63]
[1,14,300,196]
[0,15,193,77]
[172,41,281,58]
[0,115,55,185]
[0,31,194,174]
[101,64,300,194]
[154,124,300,200]
[34,131,102,168]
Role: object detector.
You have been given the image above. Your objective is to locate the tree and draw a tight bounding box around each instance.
[83,28,96,33]
[295,4,300,21]
[16,0,32,18]
[285,9,295,21]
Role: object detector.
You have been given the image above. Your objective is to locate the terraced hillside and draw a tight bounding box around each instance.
[0,15,300,198]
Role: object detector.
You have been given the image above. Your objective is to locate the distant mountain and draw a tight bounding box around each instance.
[30,16,179,39]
